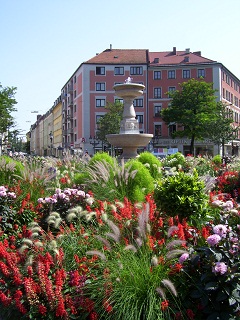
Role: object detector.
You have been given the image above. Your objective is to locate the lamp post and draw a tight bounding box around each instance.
[89,136,100,154]
[49,131,53,156]
[0,133,2,156]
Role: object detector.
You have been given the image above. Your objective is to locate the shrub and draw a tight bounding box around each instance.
[161,152,186,170]
[212,154,222,166]
[154,170,209,226]
[88,152,115,167]
[125,159,155,202]
[137,151,162,179]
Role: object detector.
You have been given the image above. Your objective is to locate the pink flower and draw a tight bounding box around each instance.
[222,200,234,210]
[207,234,221,246]
[212,262,228,275]
[55,188,62,194]
[213,224,228,238]
[179,253,189,264]
[7,192,16,199]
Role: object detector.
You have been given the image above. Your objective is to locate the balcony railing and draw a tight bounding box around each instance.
[61,93,67,100]
[62,128,73,135]
[66,114,73,120]
[67,85,73,93]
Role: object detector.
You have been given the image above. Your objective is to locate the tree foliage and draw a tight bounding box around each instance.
[161,79,218,155]
[96,101,123,142]
[0,83,17,133]
[204,101,239,158]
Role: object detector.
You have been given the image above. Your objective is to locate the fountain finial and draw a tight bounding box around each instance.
[125,77,133,84]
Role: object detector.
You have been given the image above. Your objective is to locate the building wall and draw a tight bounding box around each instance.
[30,47,240,157]
[53,95,62,156]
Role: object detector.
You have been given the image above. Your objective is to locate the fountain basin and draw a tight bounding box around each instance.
[113,83,145,99]
[107,133,153,159]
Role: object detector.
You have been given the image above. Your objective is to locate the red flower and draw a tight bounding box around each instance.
[103,299,113,313]
[186,309,195,319]
[89,311,98,320]
[161,299,169,311]
[38,304,47,315]
[169,263,182,275]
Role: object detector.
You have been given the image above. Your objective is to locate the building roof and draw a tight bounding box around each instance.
[85,48,149,64]
[85,47,217,66]
[149,47,216,66]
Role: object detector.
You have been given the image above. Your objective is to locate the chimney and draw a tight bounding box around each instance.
[110,44,112,50]
[193,51,201,56]
[173,47,176,55]
[185,48,190,53]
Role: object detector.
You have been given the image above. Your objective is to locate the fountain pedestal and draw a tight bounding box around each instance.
[106,79,153,160]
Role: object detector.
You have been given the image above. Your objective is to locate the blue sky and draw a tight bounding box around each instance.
[1,0,240,133]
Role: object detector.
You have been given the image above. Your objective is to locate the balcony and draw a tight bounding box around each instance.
[67,100,73,107]
[62,129,73,135]
[67,85,73,93]
[66,114,73,120]
[67,128,73,134]
[61,93,67,100]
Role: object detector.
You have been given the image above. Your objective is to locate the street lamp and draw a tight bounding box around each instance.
[49,131,53,156]
[0,133,2,156]
[89,136,100,153]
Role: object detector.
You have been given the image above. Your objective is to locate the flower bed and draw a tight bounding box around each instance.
[0,153,239,319]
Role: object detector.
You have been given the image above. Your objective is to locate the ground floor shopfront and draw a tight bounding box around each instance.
[150,138,220,157]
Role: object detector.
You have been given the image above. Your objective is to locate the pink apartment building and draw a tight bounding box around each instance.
[49,46,240,156]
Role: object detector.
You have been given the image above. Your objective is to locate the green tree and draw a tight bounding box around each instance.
[161,79,218,155]
[204,102,239,159]
[0,83,17,133]
[96,101,123,142]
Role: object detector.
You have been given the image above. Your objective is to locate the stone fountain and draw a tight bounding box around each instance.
[106,77,153,160]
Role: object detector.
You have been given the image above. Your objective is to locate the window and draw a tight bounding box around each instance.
[169,123,176,136]
[114,67,124,75]
[130,66,143,75]
[183,69,190,79]
[235,112,238,123]
[154,71,161,80]
[154,125,162,136]
[168,87,176,97]
[96,115,104,129]
[96,99,106,107]
[234,96,238,107]
[134,99,143,107]
[226,74,230,85]
[136,115,143,123]
[74,75,76,83]
[226,90,230,101]
[74,119,77,127]
[168,70,176,79]
[96,67,105,75]
[154,88,162,99]
[198,69,205,78]
[74,134,77,142]
[74,104,76,113]
[96,83,105,91]
[115,98,124,104]
[222,89,225,99]
[154,105,162,117]
[74,90,76,98]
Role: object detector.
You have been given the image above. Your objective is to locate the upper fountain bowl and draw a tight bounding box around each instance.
[113,82,145,99]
